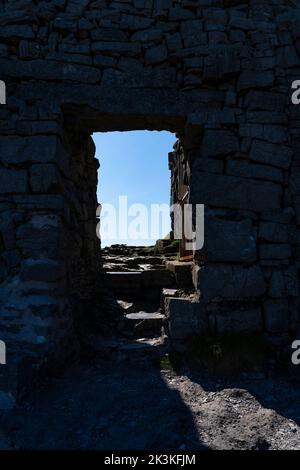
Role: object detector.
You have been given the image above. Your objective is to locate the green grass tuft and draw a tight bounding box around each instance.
[160,350,183,372]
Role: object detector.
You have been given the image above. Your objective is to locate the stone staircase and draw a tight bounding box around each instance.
[102,246,172,339]
[82,245,195,361]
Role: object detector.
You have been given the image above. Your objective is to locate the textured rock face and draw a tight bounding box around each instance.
[0,0,300,399]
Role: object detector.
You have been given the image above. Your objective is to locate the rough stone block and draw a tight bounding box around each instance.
[263,300,289,333]
[20,259,63,282]
[238,71,274,91]
[259,222,292,243]
[0,25,34,39]
[284,265,299,297]
[105,272,142,293]
[0,59,101,84]
[120,14,153,30]
[192,157,224,174]
[244,91,286,112]
[91,29,128,42]
[0,169,27,194]
[0,391,16,410]
[259,244,291,260]
[145,44,168,64]
[91,41,141,56]
[190,172,282,213]
[203,46,240,81]
[166,261,193,288]
[165,298,208,340]
[204,217,256,263]
[13,195,65,211]
[215,308,263,334]
[142,269,174,288]
[0,136,68,171]
[250,140,292,169]
[16,215,61,259]
[196,264,266,299]
[227,160,283,183]
[30,164,61,193]
[201,130,239,158]
[101,67,176,88]
[269,270,286,298]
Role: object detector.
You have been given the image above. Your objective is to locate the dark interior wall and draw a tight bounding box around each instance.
[0,0,300,404]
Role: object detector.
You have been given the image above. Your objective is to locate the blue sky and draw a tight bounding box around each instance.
[93,131,176,246]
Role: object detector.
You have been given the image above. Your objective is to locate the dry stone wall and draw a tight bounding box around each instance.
[0,0,300,403]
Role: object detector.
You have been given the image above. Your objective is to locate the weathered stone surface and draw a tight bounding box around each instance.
[30,164,61,193]
[0,59,101,84]
[0,391,16,411]
[142,269,174,288]
[105,272,142,293]
[203,46,240,81]
[166,298,208,340]
[204,218,256,263]
[166,261,193,288]
[0,169,27,194]
[250,141,293,170]
[145,44,168,64]
[260,207,295,225]
[190,173,282,213]
[196,265,266,300]
[264,300,289,333]
[16,215,61,259]
[244,91,286,112]
[0,136,65,167]
[227,160,283,184]
[259,244,291,260]
[269,271,286,298]
[215,308,263,335]
[12,195,65,211]
[259,222,292,244]
[0,25,34,40]
[92,41,141,56]
[201,130,239,158]
[20,259,63,283]
[101,67,177,88]
[284,266,299,297]
[120,14,153,30]
[238,71,274,91]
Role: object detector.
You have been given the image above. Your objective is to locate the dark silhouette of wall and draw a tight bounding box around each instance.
[0,0,299,406]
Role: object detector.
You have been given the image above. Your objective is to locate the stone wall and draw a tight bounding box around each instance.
[0,0,300,403]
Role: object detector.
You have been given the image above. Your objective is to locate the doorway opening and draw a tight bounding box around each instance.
[95,130,175,249]
[81,130,195,351]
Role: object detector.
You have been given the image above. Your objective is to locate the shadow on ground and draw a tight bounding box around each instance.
[0,355,207,450]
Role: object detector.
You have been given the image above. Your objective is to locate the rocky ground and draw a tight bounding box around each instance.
[0,351,300,450]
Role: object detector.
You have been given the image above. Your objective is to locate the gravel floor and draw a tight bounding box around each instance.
[0,350,300,450]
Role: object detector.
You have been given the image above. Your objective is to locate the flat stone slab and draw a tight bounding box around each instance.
[125,312,165,321]
[162,288,180,297]
[105,271,142,292]
[166,260,193,273]
[125,312,165,337]
[142,269,174,287]
[166,261,193,288]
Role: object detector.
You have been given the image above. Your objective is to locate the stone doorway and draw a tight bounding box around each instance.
[68,127,196,358]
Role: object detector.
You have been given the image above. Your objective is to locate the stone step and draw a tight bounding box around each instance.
[124,311,165,337]
[105,271,142,294]
[105,269,175,294]
[166,260,194,289]
[141,269,175,288]
[84,336,168,362]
